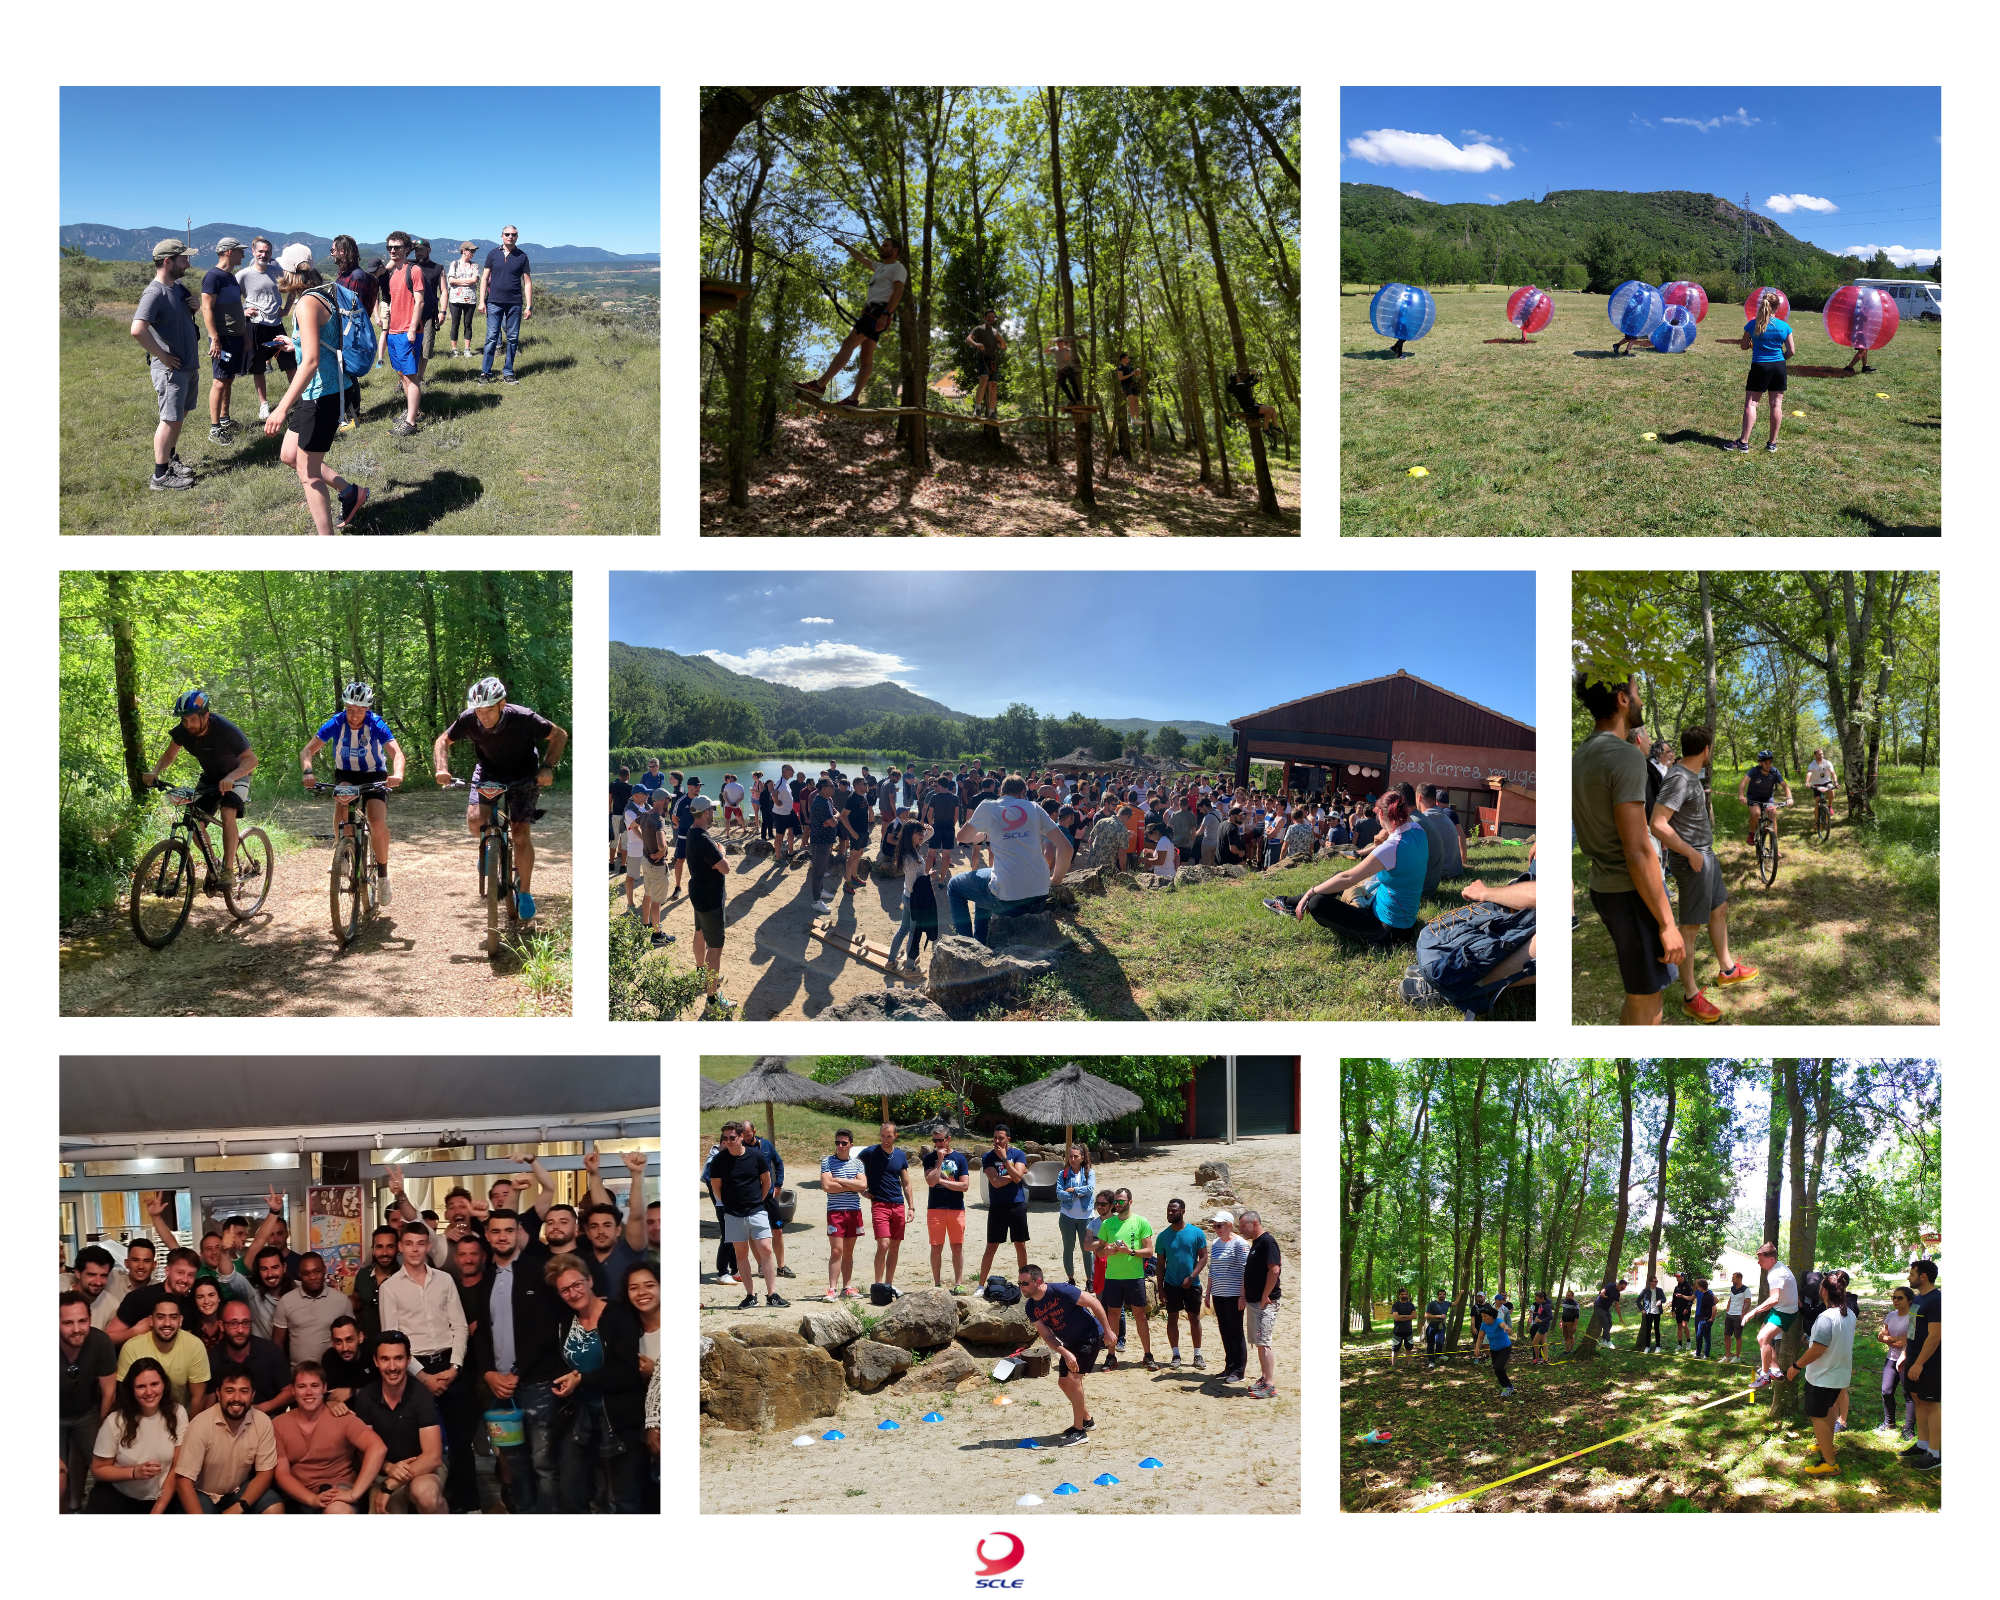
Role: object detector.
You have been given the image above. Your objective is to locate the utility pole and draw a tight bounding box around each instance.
[1225,1056,1238,1145]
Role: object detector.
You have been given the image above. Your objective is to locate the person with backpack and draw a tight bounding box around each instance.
[1783,1269,1856,1476]
[378,232,426,436]
[261,245,370,534]
[326,235,377,435]
[1406,864,1537,1014]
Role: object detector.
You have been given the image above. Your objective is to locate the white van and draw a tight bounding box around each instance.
[1852,278,1942,320]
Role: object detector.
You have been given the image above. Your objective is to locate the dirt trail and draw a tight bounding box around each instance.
[62,790,571,1016]
[698,1135,1303,1514]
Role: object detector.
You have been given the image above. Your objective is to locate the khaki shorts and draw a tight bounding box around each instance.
[377,1460,445,1512]
[1245,1300,1280,1347]
[641,858,670,901]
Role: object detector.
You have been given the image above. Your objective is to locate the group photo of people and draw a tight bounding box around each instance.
[59,1057,660,1514]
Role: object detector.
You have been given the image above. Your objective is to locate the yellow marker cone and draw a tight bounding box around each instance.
[1407,466,1429,478]
[1875,393,1891,399]
[1641,432,1657,442]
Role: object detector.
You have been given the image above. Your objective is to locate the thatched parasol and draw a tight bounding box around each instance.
[998,1061,1145,1163]
[710,1056,853,1141]
[698,1075,730,1111]
[827,1057,941,1126]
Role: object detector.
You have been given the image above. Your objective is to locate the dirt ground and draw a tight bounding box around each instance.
[698,1134,1303,1514]
[615,837,929,1019]
[61,788,571,1016]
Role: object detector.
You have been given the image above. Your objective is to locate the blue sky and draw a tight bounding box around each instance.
[61,88,660,253]
[610,571,1536,724]
[1341,87,1940,267]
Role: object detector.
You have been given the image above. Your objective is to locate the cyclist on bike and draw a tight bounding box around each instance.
[143,690,259,890]
[431,676,568,922]
[300,682,406,905]
[1805,748,1840,822]
[1738,751,1792,858]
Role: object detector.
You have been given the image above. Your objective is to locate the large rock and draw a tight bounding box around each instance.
[701,1324,846,1433]
[925,936,1057,1011]
[814,988,951,1022]
[797,1305,865,1353]
[740,837,774,861]
[889,1342,985,1395]
[1177,865,1218,886]
[985,912,1069,957]
[1047,868,1107,908]
[956,1294,1034,1347]
[842,1337,915,1392]
[870,851,903,880]
[870,1287,959,1352]
[1217,864,1249,879]
[1194,1160,1231,1186]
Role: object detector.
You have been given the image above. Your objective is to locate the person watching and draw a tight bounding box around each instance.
[173,1365,284,1513]
[87,1358,187,1515]
[272,1360,387,1514]
[115,1290,210,1414]
[349,1332,447,1513]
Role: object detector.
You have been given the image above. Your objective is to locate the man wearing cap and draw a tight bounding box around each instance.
[479,225,533,384]
[237,237,297,423]
[411,240,446,377]
[131,239,201,489]
[684,794,734,1017]
[200,237,251,443]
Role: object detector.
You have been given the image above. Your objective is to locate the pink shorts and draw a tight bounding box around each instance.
[827,1210,862,1239]
[926,1209,966,1245]
[871,1201,907,1240]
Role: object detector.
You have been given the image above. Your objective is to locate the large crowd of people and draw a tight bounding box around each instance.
[59,1152,659,1514]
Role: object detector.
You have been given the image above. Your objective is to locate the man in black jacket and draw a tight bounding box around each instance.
[471,1210,566,1513]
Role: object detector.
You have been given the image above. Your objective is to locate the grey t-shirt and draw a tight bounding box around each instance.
[1416,808,1462,896]
[1654,764,1713,854]
[1573,730,1648,894]
[135,277,199,369]
[237,261,284,326]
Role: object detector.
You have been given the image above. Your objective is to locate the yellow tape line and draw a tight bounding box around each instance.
[1412,1386,1756,1513]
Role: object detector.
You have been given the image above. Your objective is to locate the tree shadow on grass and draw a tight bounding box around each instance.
[1841,506,1941,536]
[349,469,484,535]
[509,355,578,380]
[422,391,505,423]
[1657,428,1734,450]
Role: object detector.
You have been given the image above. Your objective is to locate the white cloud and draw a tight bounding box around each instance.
[1460,128,1499,143]
[1661,106,1761,133]
[1553,120,1574,130]
[1487,192,1504,201]
[701,640,918,692]
[1841,244,1940,268]
[1628,113,1650,128]
[1346,128,1513,172]
[1402,189,1433,201]
[1766,193,1837,214]
[798,616,834,624]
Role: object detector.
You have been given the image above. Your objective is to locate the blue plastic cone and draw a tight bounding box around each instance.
[920,1412,944,1423]
[877,1419,900,1431]
[1054,1481,1082,1495]
[1018,1437,1040,1448]
[1138,1456,1165,1468]
[821,1430,846,1441]
[1093,1473,1121,1486]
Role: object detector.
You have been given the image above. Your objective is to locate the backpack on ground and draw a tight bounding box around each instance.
[869,1282,900,1306]
[982,1275,1021,1306]
[1408,883,1536,1017]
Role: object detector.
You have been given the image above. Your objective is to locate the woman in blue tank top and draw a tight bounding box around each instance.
[1729,291,1796,455]
[1261,791,1429,945]
[261,244,370,534]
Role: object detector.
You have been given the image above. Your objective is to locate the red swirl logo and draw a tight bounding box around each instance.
[975,1533,1025,1576]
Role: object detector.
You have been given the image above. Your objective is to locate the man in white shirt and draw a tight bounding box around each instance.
[65,1245,134,1332]
[770,763,800,868]
[375,1223,467,1401]
[1804,748,1839,814]
[1744,1241,1800,1388]
[793,237,907,407]
[949,774,1072,942]
[1721,1271,1754,1362]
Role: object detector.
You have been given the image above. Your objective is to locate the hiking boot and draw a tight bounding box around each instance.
[390,417,419,436]
[1682,990,1724,1023]
[1715,961,1760,988]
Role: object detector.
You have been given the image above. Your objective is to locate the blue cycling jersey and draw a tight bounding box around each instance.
[317,710,396,773]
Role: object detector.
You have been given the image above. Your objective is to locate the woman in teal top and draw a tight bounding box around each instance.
[261,244,369,533]
[1054,1145,1096,1285]
[1729,291,1796,455]
[1263,792,1428,945]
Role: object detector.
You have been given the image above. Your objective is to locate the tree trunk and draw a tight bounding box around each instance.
[1760,1065,1787,1300]
[480,572,513,685]
[1446,1060,1491,1349]
[1644,1068,1678,1290]
[1045,88,1092,506]
[1492,1064,1526,1300]
[724,134,770,509]
[1700,571,1718,795]
[1594,1060,1637,1335]
[1188,249,1233,499]
[255,573,314,739]
[420,577,443,756]
[1226,87,1298,188]
[756,270,788,453]
[104,573,150,802]
[1771,1060,1811,1419]
[1361,1186,1382,1334]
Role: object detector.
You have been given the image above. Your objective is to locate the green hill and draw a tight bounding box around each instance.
[1098,716,1234,743]
[610,642,966,736]
[1339,183,1936,308]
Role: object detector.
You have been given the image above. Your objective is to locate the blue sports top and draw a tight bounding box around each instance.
[316,711,396,773]
[296,286,348,402]
[1745,318,1791,364]
[1368,820,1430,929]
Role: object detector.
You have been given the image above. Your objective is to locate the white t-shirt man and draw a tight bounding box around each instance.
[968,794,1066,901]
[721,779,745,807]
[1802,1304,1856,1390]
[770,776,795,817]
[1806,758,1836,792]
[1725,1281,1754,1319]
[866,258,908,309]
[1766,1262,1799,1314]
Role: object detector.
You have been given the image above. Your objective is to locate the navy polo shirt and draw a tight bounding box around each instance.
[483,247,531,306]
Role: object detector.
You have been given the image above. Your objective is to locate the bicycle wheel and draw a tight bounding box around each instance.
[129,837,195,948]
[330,834,363,947]
[226,828,274,918]
[1756,825,1779,887]
[485,829,506,955]
[1815,802,1831,844]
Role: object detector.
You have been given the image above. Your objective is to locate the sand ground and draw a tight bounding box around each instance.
[698,1134,1303,1514]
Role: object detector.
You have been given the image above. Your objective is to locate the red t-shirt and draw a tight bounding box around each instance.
[384,263,423,336]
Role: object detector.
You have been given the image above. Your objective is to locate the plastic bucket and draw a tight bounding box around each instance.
[484,1408,526,1449]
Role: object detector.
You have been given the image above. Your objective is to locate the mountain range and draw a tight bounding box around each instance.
[60,222,658,264]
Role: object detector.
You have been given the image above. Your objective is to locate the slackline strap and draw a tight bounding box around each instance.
[1412,1385,1757,1513]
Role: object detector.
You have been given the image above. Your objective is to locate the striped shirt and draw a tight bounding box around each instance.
[1206,1234,1249,1297]
[821,1154,864,1212]
[316,711,396,773]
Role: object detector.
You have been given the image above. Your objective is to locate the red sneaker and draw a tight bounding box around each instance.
[1682,990,1724,1024]
[1715,962,1761,988]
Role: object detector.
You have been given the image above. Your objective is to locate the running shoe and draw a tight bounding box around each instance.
[650,932,675,947]
[841,1287,863,1299]
[390,417,419,436]
[1262,898,1290,916]
[1250,1381,1277,1398]
[258,402,271,420]
[502,373,519,384]
[704,995,736,1017]
[1764,442,1778,453]
[1192,1352,1206,1368]
[1898,1443,1930,1461]
[834,395,859,407]
[1715,961,1761,988]
[823,1291,839,1302]
[1116,1339,1126,1353]
[777,1266,796,1278]
[738,1294,759,1309]
[207,425,233,444]
[1799,1460,1839,1476]
[1143,1355,1159,1372]
[1102,1354,1118,1372]
[516,891,536,921]
[148,471,194,492]
[1169,1352,1183,1367]
[1725,440,1750,453]
[716,1274,738,1286]
[1499,1386,1515,1397]
[377,877,393,907]
[1906,1453,1939,1473]
[765,1294,790,1308]
[1081,1415,1095,1431]
[1060,1425,1088,1444]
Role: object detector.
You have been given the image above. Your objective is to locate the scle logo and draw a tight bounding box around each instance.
[974,1531,1025,1587]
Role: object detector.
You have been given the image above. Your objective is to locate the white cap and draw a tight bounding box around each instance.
[1210,1210,1236,1225]
[277,242,315,273]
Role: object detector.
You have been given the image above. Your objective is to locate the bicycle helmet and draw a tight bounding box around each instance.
[174,689,210,717]
[1756,749,1774,761]
[341,680,374,708]
[465,675,507,710]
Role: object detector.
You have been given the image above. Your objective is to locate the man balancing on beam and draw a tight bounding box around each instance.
[1020,1263,1116,1445]
[962,309,1007,420]
[793,237,907,409]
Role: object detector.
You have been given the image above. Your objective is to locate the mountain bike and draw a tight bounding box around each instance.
[129,785,273,948]
[447,778,542,954]
[1752,801,1788,888]
[313,780,390,947]
[1811,785,1835,845]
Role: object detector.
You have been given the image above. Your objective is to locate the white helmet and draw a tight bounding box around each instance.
[342,680,374,708]
[465,676,507,710]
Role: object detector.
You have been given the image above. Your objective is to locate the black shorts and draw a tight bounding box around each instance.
[202,786,248,817]
[1561,1313,1578,1325]
[1908,1355,1940,1403]
[1098,1276,1150,1310]
[693,904,724,948]
[927,828,953,850]
[1746,361,1788,394]
[1724,1315,1744,1335]
[851,302,890,343]
[248,322,297,377]
[1162,1281,1203,1315]
[1119,375,1137,395]
[775,811,802,836]
[210,334,250,382]
[471,776,542,825]
[1802,1380,1842,1419]
[1589,886,1672,996]
[333,770,388,799]
[985,1207,1030,1244]
[970,352,995,380]
[1530,1321,1552,1338]
[288,393,343,455]
[1063,1338,1103,1376]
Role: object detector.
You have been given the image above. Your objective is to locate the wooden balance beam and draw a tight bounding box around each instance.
[791,389,1099,428]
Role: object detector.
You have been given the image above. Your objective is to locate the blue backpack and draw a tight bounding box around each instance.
[327,278,378,375]
[1409,885,1536,1017]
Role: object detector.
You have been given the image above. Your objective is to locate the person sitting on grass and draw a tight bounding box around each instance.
[1784,1269,1856,1477]
[793,237,906,408]
[1263,791,1428,945]
[1477,1303,1515,1397]
[1729,291,1795,454]
[1138,819,1179,882]
[1652,724,1759,1022]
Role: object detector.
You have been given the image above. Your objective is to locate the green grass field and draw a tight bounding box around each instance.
[1341,285,1940,535]
[993,837,1537,1021]
[60,266,659,535]
[1572,765,1939,1025]
[1341,1302,1937,1512]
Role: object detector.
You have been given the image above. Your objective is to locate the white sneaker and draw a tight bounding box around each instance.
[1192,1351,1206,1368]
[377,876,392,907]
[1169,1351,1183,1366]
[258,401,271,420]
[716,1273,739,1286]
